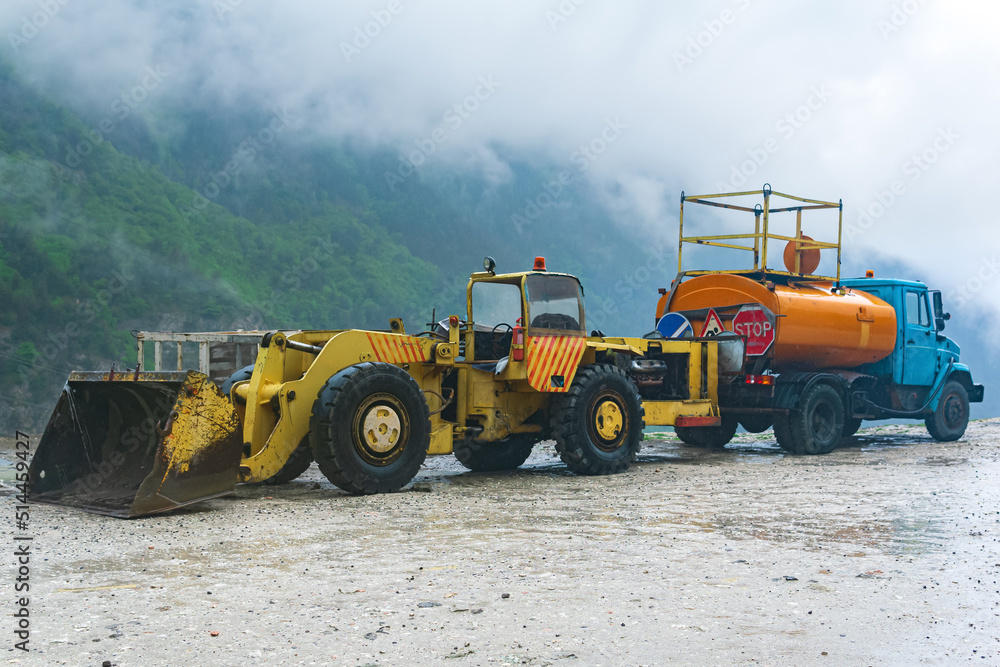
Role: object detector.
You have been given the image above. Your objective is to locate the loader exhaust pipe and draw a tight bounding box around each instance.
[28,370,242,518]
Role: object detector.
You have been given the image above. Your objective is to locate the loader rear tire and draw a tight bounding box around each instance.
[674,416,738,449]
[925,380,969,441]
[551,364,644,476]
[310,363,430,495]
[454,435,535,472]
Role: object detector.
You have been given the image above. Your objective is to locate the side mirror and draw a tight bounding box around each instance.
[931,290,949,332]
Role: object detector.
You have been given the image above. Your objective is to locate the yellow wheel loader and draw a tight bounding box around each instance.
[29,257,729,517]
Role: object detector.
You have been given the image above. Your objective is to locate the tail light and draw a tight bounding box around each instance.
[512,325,525,361]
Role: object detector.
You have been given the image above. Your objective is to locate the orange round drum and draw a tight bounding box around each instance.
[657,274,897,371]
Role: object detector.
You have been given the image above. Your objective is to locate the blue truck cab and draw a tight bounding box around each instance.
[841,276,984,439]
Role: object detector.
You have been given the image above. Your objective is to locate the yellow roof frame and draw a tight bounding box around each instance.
[678,183,843,283]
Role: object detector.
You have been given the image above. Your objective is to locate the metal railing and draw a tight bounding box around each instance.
[678,183,843,283]
[135,331,268,375]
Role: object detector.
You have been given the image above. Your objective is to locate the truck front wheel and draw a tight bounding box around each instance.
[551,364,644,475]
[925,381,969,442]
[309,363,430,494]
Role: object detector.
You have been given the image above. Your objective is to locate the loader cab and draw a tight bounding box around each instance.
[466,257,586,363]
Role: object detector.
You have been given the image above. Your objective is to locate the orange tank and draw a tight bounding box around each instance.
[657,274,897,371]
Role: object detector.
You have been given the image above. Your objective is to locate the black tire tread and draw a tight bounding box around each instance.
[309,363,430,494]
[260,439,313,485]
[454,436,535,472]
[787,383,844,455]
[925,380,969,442]
[675,416,738,448]
[550,364,644,475]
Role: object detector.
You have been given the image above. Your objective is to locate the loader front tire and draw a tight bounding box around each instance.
[454,435,535,472]
[310,363,430,495]
[551,364,644,476]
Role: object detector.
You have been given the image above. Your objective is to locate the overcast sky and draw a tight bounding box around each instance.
[2,0,999,326]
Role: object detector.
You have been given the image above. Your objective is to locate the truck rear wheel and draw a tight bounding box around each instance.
[222,365,314,485]
[784,384,845,455]
[551,364,644,475]
[925,381,969,441]
[675,415,738,448]
[309,363,430,494]
[454,435,535,472]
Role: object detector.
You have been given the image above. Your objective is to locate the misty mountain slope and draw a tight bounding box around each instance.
[0,63,442,430]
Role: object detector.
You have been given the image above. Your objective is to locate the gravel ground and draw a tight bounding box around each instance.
[2,419,999,666]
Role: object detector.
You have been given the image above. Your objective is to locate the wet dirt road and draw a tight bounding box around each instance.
[3,420,1000,666]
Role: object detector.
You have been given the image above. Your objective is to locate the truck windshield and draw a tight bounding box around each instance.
[525,275,585,332]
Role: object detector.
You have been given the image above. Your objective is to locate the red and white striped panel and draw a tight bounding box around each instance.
[364,333,428,364]
[526,335,587,393]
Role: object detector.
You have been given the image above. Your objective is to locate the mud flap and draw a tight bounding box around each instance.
[28,371,242,518]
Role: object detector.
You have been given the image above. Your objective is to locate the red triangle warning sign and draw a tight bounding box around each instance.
[699,308,726,337]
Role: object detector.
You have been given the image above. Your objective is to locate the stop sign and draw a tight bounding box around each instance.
[732,305,775,356]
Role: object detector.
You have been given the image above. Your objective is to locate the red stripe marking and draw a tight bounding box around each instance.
[365,333,384,362]
[529,337,556,387]
[537,337,565,387]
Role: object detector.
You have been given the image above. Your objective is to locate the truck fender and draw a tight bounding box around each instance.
[772,372,851,412]
[942,364,984,405]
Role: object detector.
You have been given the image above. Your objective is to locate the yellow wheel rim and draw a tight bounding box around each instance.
[362,404,402,453]
[594,400,623,440]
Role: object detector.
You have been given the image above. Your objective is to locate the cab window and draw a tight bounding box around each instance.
[905,291,929,328]
[471,281,521,328]
[525,275,585,332]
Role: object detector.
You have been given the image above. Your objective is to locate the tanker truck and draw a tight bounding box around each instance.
[654,185,984,454]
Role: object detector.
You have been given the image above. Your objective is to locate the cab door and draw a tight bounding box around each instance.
[901,289,936,387]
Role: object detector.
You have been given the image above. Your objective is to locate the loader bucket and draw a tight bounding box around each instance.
[28,370,243,518]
